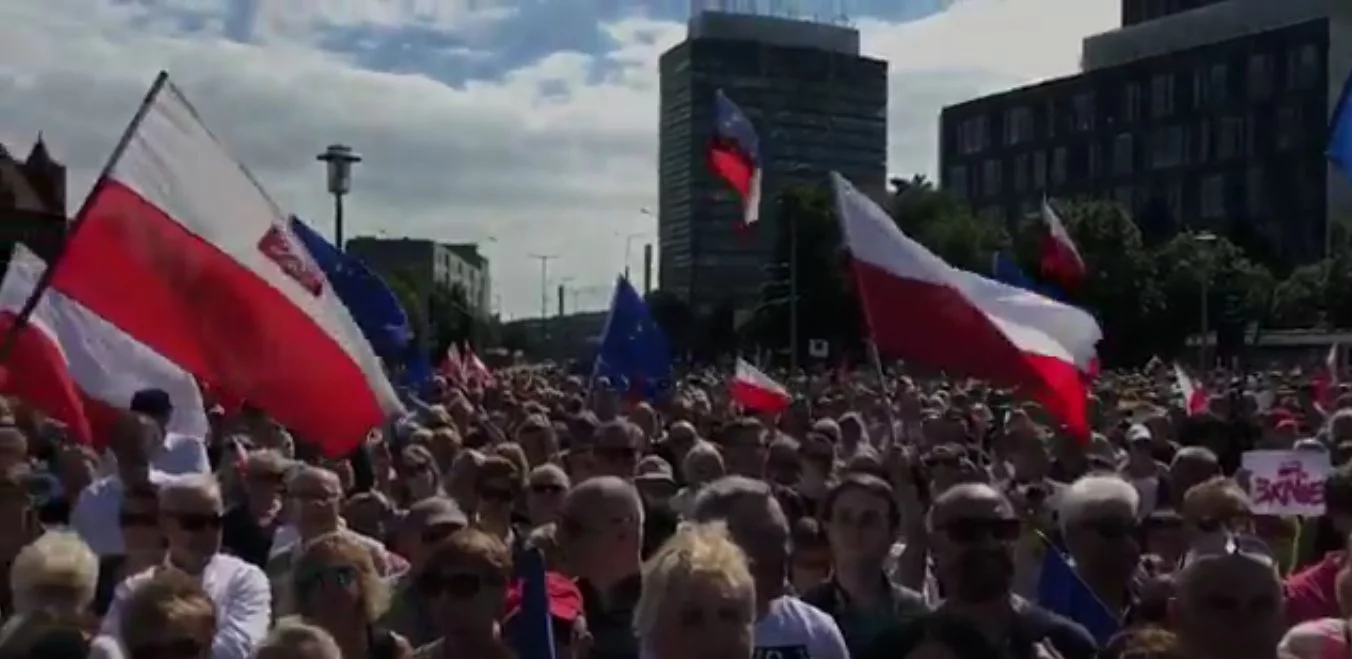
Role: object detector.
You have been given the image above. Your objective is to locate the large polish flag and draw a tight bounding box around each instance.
[0,245,209,446]
[730,358,792,414]
[1039,198,1086,288]
[45,73,402,457]
[832,173,1102,439]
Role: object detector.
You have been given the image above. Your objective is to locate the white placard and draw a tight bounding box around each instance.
[1241,450,1331,517]
[808,339,829,359]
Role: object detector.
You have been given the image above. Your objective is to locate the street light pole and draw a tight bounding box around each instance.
[529,254,558,343]
[316,144,361,250]
[1195,231,1217,368]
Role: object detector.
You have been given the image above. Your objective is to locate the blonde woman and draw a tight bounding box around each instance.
[91,569,216,659]
[635,522,756,659]
[0,530,99,659]
[291,532,412,659]
[253,620,344,659]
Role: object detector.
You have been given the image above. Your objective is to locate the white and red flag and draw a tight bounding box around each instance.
[0,245,208,447]
[440,343,465,383]
[832,173,1101,441]
[36,72,401,457]
[1314,343,1340,410]
[730,358,792,414]
[464,344,494,387]
[1173,363,1208,415]
[1038,198,1086,288]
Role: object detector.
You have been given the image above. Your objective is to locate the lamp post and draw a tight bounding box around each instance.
[529,254,558,345]
[316,144,361,251]
[1195,231,1218,368]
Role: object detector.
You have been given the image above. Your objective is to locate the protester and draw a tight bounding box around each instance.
[289,531,411,659]
[635,522,755,659]
[411,528,514,659]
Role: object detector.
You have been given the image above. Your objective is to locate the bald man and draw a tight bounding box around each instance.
[560,476,644,659]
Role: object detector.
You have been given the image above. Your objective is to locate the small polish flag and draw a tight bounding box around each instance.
[1314,343,1340,410]
[441,343,465,383]
[464,345,495,387]
[0,245,209,447]
[1038,198,1087,288]
[1173,363,1208,415]
[730,358,792,414]
[833,173,1101,441]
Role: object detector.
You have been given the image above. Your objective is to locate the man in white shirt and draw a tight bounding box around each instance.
[130,388,210,476]
[72,413,166,557]
[98,473,271,659]
[691,476,849,659]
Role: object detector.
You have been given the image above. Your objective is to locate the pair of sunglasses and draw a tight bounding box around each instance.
[530,483,566,496]
[417,570,505,599]
[940,517,1021,544]
[120,512,158,528]
[171,513,223,532]
[297,565,359,592]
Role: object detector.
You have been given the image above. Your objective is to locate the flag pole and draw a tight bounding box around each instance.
[0,71,170,365]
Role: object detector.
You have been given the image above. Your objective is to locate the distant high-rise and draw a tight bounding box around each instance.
[657,10,888,314]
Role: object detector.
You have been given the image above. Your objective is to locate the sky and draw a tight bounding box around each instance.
[0,0,1117,319]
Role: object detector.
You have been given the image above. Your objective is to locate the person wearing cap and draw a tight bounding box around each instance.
[1122,424,1167,519]
[1173,533,1285,659]
[128,388,210,477]
[383,497,468,648]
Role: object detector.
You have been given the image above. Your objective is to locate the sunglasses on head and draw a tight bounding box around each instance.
[129,638,204,659]
[120,511,158,528]
[417,570,505,599]
[297,565,359,592]
[1183,532,1276,568]
[941,517,1021,544]
[171,512,223,532]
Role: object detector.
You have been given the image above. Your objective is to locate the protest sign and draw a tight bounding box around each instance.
[1241,450,1331,517]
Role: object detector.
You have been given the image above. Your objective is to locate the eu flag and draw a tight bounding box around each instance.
[1036,539,1119,645]
[992,251,1064,302]
[289,217,429,391]
[508,548,557,659]
[591,277,671,401]
[1329,69,1352,184]
[710,89,763,227]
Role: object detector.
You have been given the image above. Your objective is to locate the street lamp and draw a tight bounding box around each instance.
[616,230,645,281]
[1195,231,1218,368]
[316,144,361,251]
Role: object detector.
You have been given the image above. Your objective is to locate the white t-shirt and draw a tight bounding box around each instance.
[753,595,849,659]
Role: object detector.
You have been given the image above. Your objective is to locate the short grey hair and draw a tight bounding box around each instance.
[159,473,222,509]
[564,476,644,526]
[286,464,341,491]
[1059,474,1140,534]
[255,619,342,659]
[690,476,774,523]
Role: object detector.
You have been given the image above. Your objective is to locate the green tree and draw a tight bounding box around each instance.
[1152,233,1274,361]
[1270,262,1325,328]
[889,176,1009,271]
[645,289,695,353]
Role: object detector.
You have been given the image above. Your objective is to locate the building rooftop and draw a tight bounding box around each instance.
[686,10,860,55]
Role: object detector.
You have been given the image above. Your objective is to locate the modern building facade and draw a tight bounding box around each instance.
[346,237,493,322]
[657,10,888,313]
[938,0,1351,268]
[0,137,68,267]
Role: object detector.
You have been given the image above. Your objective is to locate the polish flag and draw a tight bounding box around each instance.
[44,73,401,457]
[0,245,209,447]
[1038,198,1086,288]
[1173,364,1208,415]
[1314,343,1340,410]
[464,345,495,387]
[833,173,1101,440]
[440,344,465,384]
[730,358,792,414]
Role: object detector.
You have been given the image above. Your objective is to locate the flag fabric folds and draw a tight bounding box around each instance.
[440,344,465,384]
[833,172,1101,440]
[1036,540,1120,645]
[592,277,671,401]
[730,358,792,414]
[1314,343,1339,410]
[1329,69,1352,183]
[709,89,763,228]
[0,245,208,447]
[508,547,558,659]
[45,73,402,458]
[1038,198,1087,288]
[1173,363,1208,415]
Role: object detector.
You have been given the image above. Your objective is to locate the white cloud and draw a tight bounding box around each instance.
[0,0,1114,318]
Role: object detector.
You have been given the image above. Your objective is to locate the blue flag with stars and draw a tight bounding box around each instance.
[591,276,671,401]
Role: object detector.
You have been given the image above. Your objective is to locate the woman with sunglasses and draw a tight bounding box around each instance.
[290,532,411,659]
[412,528,514,659]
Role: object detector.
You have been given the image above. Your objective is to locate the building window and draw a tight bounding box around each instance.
[1150,74,1174,117]
[1290,44,1320,89]
[1247,54,1273,98]
[1124,82,1142,123]
[1166,182,1184,223]
[1201,174,1226,219]
[1045,100,1058,138]
[1087,142,1101,179]
[1032,151,1047,189]
[1013,154,1029,192]
[1114,186,1134,212]
[1218,116,1244,159]
[1149,126,1183,169]
[1198,119,1212,162]
[959,116,989,154]
[1277,103,1302,150]
[1005,106,1033,145]
[982,159,1002,196]
[946,165,968,198]
[1246,165,1266,216]
[1051,148,1069,186]
[1112,133,1134,175]
[1208,64,1228,105]
[1073,93,1095,131]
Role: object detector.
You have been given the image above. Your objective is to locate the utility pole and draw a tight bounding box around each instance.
[529,254,558,345]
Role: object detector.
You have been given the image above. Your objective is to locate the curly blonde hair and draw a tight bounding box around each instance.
[291,532,389,623]
[633,522,755,637]
[11,531,98,616]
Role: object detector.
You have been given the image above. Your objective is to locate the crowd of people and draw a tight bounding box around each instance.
[0,361,1342,659]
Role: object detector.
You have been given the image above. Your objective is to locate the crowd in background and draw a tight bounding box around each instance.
[0,360,1343,659]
